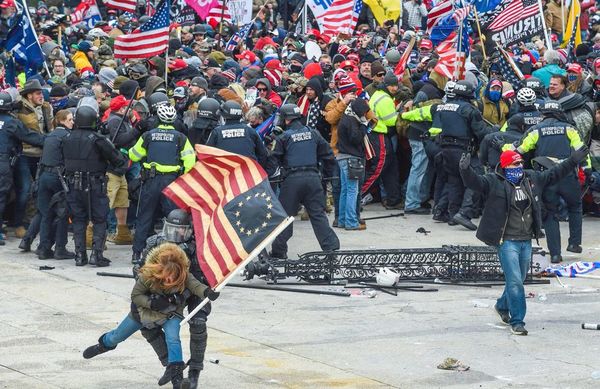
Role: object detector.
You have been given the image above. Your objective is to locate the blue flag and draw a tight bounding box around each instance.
[1,3,45,78]
[226,21,253,52]
[255,112,276,140]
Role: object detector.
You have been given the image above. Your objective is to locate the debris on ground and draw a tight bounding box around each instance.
[416,227,431,235]
[437,357,470,371]
[39,266,55,270]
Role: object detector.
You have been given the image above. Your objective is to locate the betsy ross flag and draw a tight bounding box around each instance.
[163,145,289,288]
[114,0,169,59]
[225,21,253,52]
[319,0,363,35]
[105,0,137,13]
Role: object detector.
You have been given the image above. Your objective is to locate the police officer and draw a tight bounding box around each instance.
[502,87,543,132]
[0,93,46,245]
[512,100,589,263]
[206,100,270,170]
[135,209,213,389]
[62,106,126,266]
[129,104,196,263]
[188,97,220,145]
[270,104,340,259]
[401,80,490,230]
[137,92,188,135]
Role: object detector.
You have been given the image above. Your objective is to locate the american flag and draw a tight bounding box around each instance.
[427,0,453,33]
[495,45,524,86]
[225,21,253,52]
[105,0,137,13]
[487,0,539,30]
[433,6,470,80]
[114,0,169,59]
[207,0,232,25]
[70,0,93,24]
[163,145,289,288]
[318,0,362,35]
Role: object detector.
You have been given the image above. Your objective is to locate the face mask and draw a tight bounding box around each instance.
[504,166,523,184]
[289,64,302,74]
[320,63,332,73]
[51,97,68,111]
[567,74,578,82]
[489,90,501,102]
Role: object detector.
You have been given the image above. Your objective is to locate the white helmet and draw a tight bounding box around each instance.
[156,104,177,124]
[376,267,399,287]
[516,87,536,106]
[444,81,457,99]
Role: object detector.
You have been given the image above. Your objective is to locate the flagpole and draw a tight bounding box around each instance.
[537,0,552,49]
[180,216,295,326]
[220,0,226,34]
[561,0,565,37]
[20,0,51,77]
[473,9,487,61]
[303,0,308,35]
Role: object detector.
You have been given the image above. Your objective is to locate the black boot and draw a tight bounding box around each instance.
[89,250,111,267]
[158,362,185,386]
[75,251,88,266]
[18,238,32,252]
[184,369,200,389]
[54,247,76,260]
[132,251,141,265]
[83,335,115,359]
[38,248,55,260]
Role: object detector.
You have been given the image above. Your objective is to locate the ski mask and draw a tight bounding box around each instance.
[504,167,524,184]
[289,64,302,73]
[488,90,502,102]
[320,62,333,77]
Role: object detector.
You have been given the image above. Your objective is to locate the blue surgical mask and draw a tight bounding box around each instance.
[504,167,523,184]
[567,74,578,82]
[489,90,502,102]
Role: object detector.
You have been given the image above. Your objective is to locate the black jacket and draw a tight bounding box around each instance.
[337,112,366,158]
[460,155,580,246]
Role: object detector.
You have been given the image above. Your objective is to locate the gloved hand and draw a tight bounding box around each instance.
[168,292,186,306]
[491,135,505,150]
[571,146,589,164]
[204,288,220,301]
[150,294,172,311]
[459,153,471,170]
[584,168,595,186]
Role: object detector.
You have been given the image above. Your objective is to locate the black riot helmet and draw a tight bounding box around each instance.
[74,106,98,130]
[163,209,193,243]
[220,100,243,121]
[0,92,13,112]
[146,92,169,113]
[453,80,474,98]
[197,97,220,120]
[280,103,302,120]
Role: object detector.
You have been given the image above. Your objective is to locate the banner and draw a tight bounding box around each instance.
[171,0,199,25]
[482,0,544,53]
[183,0,217,20]
[363,0,401,26]
[228,0,252,25]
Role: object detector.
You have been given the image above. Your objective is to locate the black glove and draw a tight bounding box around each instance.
[459,153,471,170]
[150,294,171,311]
[585,168,595,186]
[491,135,505,150]
[571,146,589,164]
[204,288,220,301]
[168,292,186,306]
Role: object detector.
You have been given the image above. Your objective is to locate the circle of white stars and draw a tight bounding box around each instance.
[234,191,273,237]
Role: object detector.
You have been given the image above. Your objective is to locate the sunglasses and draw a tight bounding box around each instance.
[257,87,267,92]
[376,72,385,77]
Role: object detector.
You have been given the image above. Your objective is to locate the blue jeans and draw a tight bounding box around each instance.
[338,158,359,229]
[496,240,532,327]
[405,139,429,210]
[102,313,183,363]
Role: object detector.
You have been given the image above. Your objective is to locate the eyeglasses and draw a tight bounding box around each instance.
[376,72,385,77]
[257,87,267,92]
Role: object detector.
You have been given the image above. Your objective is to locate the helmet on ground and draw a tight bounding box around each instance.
[220,100,243,121]
[540,100,563,115]
[444,81,457,99]
[0,92,13,111]
[147,92,169,112]
[197,98,220,119]
[376,267,399,287]
[156,104,177,124]
[163,209,192,243]
[453,80,474,98]
[280,103,302,120]
[517,87,537,106]
[74,106,98,130]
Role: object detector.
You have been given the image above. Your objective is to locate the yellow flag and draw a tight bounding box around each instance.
[364,0,401,26]
[560,0,582,49]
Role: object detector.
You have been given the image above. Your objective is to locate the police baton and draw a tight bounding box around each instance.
[110,86,140,144]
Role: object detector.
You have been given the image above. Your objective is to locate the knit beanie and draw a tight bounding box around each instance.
[303,62,323,80]
[370,61,386,77]
[335,72,357,96]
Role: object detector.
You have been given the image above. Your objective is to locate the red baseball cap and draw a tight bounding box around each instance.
[500,150,523,168]
[109,95,130,111]
[567,63,583,74]
[265,59,285,71]
[0,0,15,8]
[341,60,356,71]
[235,50,256,63]
[419,39,433,50]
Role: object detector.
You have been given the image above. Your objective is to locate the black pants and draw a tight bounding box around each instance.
[272,172,340,255]
[0,159,12,223]
[362,132,401,206]
[441,147,466,217]
[37,172,69,251]
[67,176,108,253]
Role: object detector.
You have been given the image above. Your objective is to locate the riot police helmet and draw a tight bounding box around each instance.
[147,92,169,113]
[539,100,563,116]
[220,100,243,121]
[516,87,537,106]
[197,97,220,119]
[522,77,545,97]
[163,209,193,243]
[280,103,302,120]
[0,92,13,112]
[156,104,177,124]
[444,81,457,99]
[74,105,98,130]
[453,80,474,98]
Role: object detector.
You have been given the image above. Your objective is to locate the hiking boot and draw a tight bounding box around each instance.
[37,249,55,260]
[184,368,200,389]
[551,254,562,264]
[85,224,93,249]
[382,200,404,210]
[404,207,431,215]
[18,237,32,252]
[107,224,133,245]
[511,325,528,336]
[158,362,185,386]
[452,214,477,231]
[359,220,367,230]
[89,250,111,267]
[75,251,88,267]
[420,201,432,209]
[54,247,76,260]
[14,226,26,239]
[83,335,115,359]
[433,212,449,223]
[494,304,510,325]
[566,244,582,254]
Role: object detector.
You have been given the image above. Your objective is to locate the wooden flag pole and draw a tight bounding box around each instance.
[180,216,295,326]
[473,9,487,61]
[537,0,552,49]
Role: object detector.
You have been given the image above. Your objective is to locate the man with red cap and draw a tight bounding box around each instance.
[566,63,593,97]
[235,50,257,71]
[460,146,589,336]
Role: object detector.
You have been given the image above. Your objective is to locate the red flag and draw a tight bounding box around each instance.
[394,36,415,76]
[70,0,94,24]
[163,146,289,288]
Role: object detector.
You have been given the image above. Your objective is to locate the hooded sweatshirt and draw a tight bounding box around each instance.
[255,78,282,107]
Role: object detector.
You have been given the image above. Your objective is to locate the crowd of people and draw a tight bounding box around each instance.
[0,0,599,377]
